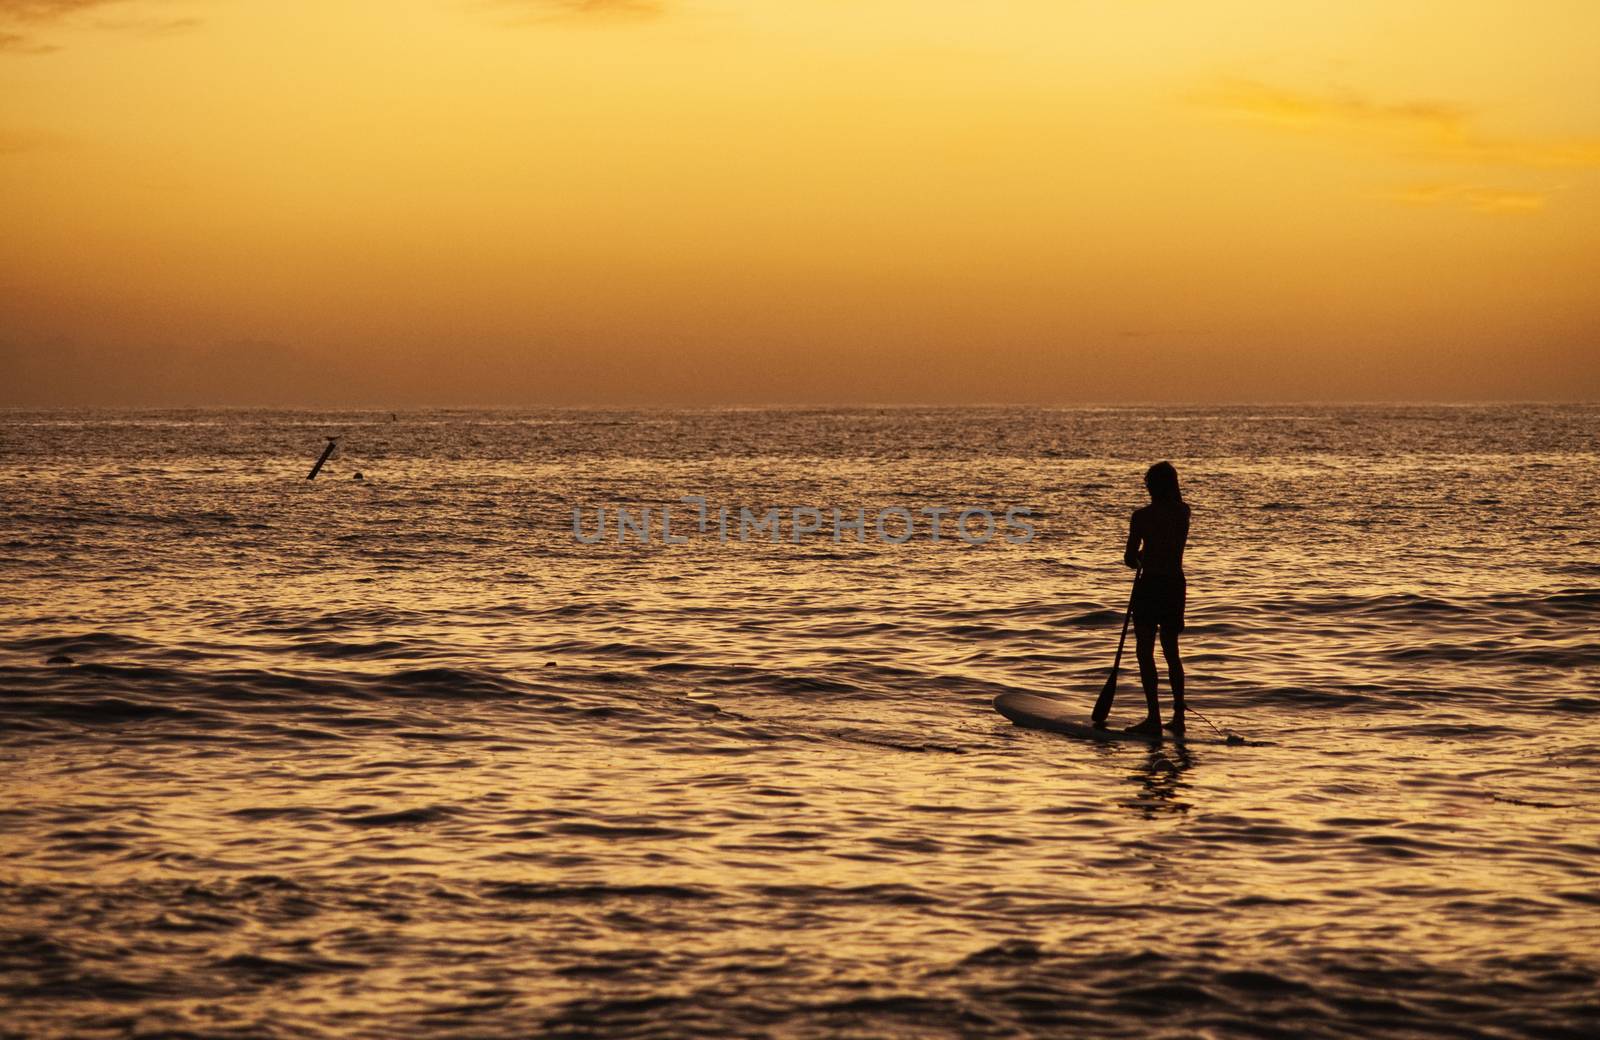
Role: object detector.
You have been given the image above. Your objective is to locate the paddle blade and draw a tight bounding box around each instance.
[1091,668,1118,723]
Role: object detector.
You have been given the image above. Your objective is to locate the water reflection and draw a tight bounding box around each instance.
[1127,745,1193,817]
[4,406,1600,1039]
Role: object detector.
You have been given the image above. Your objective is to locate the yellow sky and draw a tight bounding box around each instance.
[2,0,1597,404]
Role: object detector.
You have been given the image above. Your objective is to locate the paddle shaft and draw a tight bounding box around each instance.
[1092,567,1140,722]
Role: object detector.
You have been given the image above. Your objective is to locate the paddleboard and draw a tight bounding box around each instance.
[993,692,1231,746]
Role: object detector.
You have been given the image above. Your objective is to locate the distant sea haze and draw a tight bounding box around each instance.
[2,404,1597,1039]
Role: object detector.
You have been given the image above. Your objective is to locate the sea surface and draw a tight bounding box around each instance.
[2,405,1598,1039]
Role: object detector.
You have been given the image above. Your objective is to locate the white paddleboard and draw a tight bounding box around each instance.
[993,692,1233,746]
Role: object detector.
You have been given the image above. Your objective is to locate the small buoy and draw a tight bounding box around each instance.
[352,472,364,481]
[545,661,557,667]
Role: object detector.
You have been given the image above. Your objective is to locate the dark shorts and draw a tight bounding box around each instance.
[1133,573,1186,633]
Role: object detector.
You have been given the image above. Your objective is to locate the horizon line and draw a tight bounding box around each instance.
[3,400,1598,411]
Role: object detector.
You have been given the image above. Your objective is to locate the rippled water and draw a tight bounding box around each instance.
[2,405,1598,1039]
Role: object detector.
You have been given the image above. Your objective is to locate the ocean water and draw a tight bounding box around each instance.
[1,405,1598,1039]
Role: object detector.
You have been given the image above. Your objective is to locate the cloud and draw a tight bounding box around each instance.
[0,0,131,20]
[486,0,667,23]
[1443,138,1600,170]
[0,27,56,50]
[95,13,200,34]
[0,0,122,50]
[1193,78,1600,171]
[555,0,664,12]
[0,0,199,51]
[1194,78,1468,135]
[1384,183,1551,215]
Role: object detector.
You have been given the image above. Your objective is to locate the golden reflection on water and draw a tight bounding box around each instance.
[2,407,1598,1035]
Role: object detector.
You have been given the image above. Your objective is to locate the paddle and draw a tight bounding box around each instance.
[1091,566,1139,724]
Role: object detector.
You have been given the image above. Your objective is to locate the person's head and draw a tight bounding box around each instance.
[1144,461,1181,503]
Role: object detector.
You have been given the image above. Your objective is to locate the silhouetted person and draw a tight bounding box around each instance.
[1122,461,1189,736]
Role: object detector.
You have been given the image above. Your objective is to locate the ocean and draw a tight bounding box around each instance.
[2,405,1597,1039]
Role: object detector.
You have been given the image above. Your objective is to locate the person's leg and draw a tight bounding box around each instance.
[1132,620,1160,726]
[1160,627,1185,732]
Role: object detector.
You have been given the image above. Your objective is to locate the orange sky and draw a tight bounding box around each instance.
[2,0,1597,405]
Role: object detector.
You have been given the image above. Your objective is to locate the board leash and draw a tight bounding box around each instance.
[1187,705,1245,745]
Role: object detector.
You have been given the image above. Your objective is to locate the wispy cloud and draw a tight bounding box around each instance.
[0,0,199,52]
[0,0,124,51]
[95,13,200,35]
[0,27,56,50]
[1194,78,1600,171]
[485,0,667,23]
[1442,138,1600,170]
[1194,79,1467,134]
[0,0,131,21]
[1384,183,1552,215]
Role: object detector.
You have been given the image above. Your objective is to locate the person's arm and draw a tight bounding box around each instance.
[1123,513,1141,569]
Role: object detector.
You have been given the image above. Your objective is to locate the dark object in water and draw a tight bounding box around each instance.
[352,472,364,481]
[306,437,338,480]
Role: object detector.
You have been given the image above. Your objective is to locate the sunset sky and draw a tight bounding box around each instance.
[3,0,1597,405]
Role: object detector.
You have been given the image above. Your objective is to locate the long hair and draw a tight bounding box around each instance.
[1145,461,1182,503]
